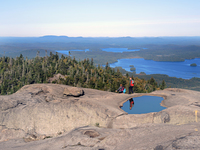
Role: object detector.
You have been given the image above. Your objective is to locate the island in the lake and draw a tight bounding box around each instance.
[190,63,197,67]
[130,65,136,71]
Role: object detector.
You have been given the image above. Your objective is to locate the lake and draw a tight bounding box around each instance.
[56,49,89,55]
[121,96,165,114]
[110,58,200,79]
[57,48,200,79]
[102,48,140,53]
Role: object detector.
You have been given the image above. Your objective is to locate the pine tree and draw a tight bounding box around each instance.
[160,79,166,90]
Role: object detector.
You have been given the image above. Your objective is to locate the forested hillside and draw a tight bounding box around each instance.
[0,53,165,95]
[1,36,200,65]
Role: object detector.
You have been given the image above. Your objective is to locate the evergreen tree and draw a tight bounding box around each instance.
[0,53,161,95]
[160,79,166,90]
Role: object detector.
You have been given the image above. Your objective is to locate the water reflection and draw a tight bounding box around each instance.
[129,98,134,110]
[121,96,165,114]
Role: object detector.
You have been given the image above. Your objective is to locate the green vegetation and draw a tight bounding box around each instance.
[190,63,197,67]
[51,45,200,65]
[160,79,166,90]
[43,136,53,139]
[114,67,200,91]
[1,37,200,92]
[2,39,200,66]
[0,53,164,95]
[134,45,200,62]
[95,123,100,127]
[139,72,146,75]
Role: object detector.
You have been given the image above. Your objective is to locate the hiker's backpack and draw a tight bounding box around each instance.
[123,88,126,93]
[130,80,134,86]
[121,86,124,92]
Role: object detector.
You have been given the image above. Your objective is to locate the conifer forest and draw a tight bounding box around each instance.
[0,52,165,95]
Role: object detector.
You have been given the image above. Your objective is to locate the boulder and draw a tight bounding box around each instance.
[63,87,84,97]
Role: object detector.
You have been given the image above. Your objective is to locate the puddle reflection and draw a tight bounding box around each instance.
[121,96,166,114]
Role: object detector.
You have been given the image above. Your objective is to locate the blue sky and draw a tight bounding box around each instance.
[1,0,200,37]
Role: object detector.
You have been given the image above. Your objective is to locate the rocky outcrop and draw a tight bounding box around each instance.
[63,87,84,97]
[0,84,128,142]
[0,123,200,150]
[0,84,200,149]
[113,89,200,128]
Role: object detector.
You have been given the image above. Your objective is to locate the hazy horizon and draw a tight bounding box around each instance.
[1,0,200,37]
[1,35,200,38]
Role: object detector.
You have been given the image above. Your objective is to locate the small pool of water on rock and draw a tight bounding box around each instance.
[121,96,166,114]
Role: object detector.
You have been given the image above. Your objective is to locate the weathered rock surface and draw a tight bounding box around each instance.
[0,84,128,142]
[1,123,200,150]
[63,87,84,97]
[0,84,200,149]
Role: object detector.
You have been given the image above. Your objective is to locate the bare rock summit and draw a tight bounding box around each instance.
[0,84,200,150]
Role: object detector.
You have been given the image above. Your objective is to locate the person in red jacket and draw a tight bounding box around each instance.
[129,77,134,94]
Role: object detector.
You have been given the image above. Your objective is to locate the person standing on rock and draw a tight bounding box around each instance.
[129,77,134,94]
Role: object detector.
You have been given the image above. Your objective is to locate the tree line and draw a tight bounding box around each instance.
[0,52,166,95]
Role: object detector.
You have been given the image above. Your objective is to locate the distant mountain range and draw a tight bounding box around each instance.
[1,36,200,45]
